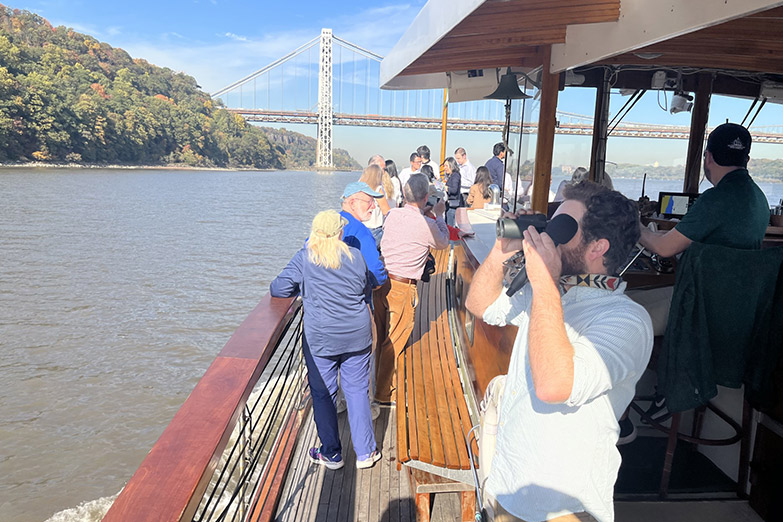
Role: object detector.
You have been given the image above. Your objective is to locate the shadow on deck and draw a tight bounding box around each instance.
[274,405,466,522]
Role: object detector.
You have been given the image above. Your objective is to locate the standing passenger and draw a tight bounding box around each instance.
[455,147,477,199]
[398,152,421,192]
[359,164,392,247]
[374,174,450,402]
[341,181,389,416]
[466,183,652,521]
[417,145,438,178]
[466,166,493,210]
[443,156,462,225]
[385,160,403,208]
[485,142,506,188]
[270,210,381,470]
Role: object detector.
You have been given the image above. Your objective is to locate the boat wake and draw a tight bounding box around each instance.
[44,493,119,522]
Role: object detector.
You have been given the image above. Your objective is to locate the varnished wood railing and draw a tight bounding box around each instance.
[103,294,302,522]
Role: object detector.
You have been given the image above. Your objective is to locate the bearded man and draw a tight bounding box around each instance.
[466,182,653,522]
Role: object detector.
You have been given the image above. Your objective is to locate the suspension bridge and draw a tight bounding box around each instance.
[212,29,783,168]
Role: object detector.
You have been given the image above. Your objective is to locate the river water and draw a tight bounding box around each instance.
[1,168,781,522]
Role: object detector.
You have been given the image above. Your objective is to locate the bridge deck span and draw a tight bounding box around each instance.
[229,109,783,142]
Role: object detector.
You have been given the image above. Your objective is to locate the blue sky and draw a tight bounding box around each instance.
[16,0,783,169]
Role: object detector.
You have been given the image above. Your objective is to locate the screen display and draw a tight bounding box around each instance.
[657,192,699,218]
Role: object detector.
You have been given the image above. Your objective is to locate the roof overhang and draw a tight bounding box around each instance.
[381,0,783,97]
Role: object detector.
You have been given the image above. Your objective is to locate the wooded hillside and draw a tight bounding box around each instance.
[260,128,361,170]
[0,5,360,170]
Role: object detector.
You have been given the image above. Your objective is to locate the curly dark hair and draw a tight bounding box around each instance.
[563,181,640,275]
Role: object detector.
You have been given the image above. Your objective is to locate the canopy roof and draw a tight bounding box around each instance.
[380,0,783,97]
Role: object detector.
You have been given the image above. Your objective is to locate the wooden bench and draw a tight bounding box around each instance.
[395,247,477,522]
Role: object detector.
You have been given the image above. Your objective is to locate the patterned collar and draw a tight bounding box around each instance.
[559,274,621,291]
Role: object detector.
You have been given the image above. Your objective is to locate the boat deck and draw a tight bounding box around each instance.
[272,402,763,522]
[274,404,466,522]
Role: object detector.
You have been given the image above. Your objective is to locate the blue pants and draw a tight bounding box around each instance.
[302,336,377,460]
[446,207,456,226]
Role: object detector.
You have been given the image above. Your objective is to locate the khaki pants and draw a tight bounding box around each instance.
[489,499,598,522]
[374,278,417,402]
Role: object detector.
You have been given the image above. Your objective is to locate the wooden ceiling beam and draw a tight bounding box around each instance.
[432,30,567,51]
[477,0,619,15]
[402,48,545,76]
[747,5,783,16]
[637,40,783,57]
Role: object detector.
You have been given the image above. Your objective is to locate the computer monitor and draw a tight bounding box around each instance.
[657,192,699,219]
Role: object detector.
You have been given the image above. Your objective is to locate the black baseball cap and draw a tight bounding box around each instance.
[706,123,751,167]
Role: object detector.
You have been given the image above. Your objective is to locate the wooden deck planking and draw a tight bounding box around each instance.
[275,405,433,521]
[435,271,474,469]
[430,269,465,469]
[420,278,447,468]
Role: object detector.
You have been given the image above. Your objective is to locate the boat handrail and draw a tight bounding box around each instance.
[103,294,304,522]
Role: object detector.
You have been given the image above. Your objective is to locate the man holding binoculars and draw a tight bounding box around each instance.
[466,181,653,522]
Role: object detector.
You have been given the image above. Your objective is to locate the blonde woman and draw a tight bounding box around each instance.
[359,164,392,245]
[270,210,381,470]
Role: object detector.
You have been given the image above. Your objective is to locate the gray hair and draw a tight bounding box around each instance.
[404,173,429,203]
[368,154,384,168]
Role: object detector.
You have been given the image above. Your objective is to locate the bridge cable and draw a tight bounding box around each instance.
[211,36,319,97]
[333,36,383,61]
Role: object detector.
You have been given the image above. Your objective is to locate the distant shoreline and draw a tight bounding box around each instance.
[0,162,359,173]
[1,163,778,182]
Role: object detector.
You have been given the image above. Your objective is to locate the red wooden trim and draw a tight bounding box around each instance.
[103,295,299,522]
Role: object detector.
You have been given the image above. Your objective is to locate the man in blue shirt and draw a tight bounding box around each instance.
[340,182,388,288]
[341,182,390,411]
[485,142,506,188]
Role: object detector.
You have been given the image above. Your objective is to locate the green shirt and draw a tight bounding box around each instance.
[675,168,769,249]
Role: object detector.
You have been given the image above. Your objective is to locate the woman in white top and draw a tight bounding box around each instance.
[358,164,392,246]
[385,159,403,208]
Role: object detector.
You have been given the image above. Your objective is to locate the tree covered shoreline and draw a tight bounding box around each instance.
[0,5,360,170]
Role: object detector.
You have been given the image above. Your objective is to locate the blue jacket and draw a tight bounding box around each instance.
[340,210,388,287]
[269,246,373,357]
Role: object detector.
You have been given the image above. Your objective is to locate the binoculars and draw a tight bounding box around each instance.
[496,213,547,239]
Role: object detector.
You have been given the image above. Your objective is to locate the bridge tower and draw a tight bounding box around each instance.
[316,29,334,169]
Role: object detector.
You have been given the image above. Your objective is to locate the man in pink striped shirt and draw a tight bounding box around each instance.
[375,174,450,402]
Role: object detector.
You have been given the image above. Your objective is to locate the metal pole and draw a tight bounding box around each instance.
[513,80,528,213]
[501,98,511,198]
[440,88,448,179]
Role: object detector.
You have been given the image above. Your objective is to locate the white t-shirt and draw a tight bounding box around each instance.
[398,167,419,192]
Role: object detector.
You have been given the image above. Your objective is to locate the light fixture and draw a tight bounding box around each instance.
[485,68,531,197]
[670,92,693,114]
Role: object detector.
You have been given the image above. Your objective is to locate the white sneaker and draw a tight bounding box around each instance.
[356,450,382,469]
